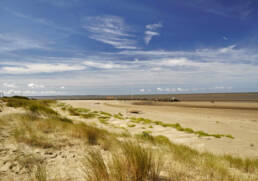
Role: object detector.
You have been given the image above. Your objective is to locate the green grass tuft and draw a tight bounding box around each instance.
[128,124,136,127]
[81,112,98,119]
[100,111,112,117]
[98,117,109,124]
[113,114,124,120]
[154,135,171,145]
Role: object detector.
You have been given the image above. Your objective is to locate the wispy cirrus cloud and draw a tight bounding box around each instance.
[0,33,46,52]
[83,60,127,69]
[116,45,258,65]
[144,22,162,45]
[83,15,138,49]
[1,63,85,74]
[5,8,77,34]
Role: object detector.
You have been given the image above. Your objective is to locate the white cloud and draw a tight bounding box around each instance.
[40,90,57,94]
[1,63,85,74]
[3,83,16,88]
[213,86,232,90]
[28,83,45,89]
[218,44,236,53]
[144,31,160,45]
[1,44,258,95]
[84,15,138,49]
[83,61,127,69]
[155,87,193,92]
[117,44,258,64]
[146,22,163,30]
[144,22,162,45]
[139,89,145,92]
[151,58,191,67]
[0,89,59,96]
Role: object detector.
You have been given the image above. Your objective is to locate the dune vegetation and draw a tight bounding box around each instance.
[0,97,257,181]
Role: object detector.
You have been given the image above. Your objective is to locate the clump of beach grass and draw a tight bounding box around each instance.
[98,116,110,125]
[81,112,98,119]
[67,106,91,116]
[223,154,258,173]
[136,132,171,146]
[2,97,57,118]
[82,149,109,181]
[100,111,112,117]
[64,105,99,119]
[34,163,47,181]
[128,124,136,127]
[82,141,164,181]
[14,118,57,149]
[85,126,102,145]
[113,113,124,120]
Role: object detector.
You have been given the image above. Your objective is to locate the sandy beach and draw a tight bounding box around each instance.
[62,100,258,158]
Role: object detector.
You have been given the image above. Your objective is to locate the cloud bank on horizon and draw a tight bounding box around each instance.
[0,0,258,96]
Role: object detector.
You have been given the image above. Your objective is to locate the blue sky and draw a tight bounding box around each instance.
[0,0,258,96]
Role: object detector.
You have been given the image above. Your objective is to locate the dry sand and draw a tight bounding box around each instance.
[62,100,258,158]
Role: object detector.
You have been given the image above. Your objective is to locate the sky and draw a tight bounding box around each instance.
[0,0,258,96]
